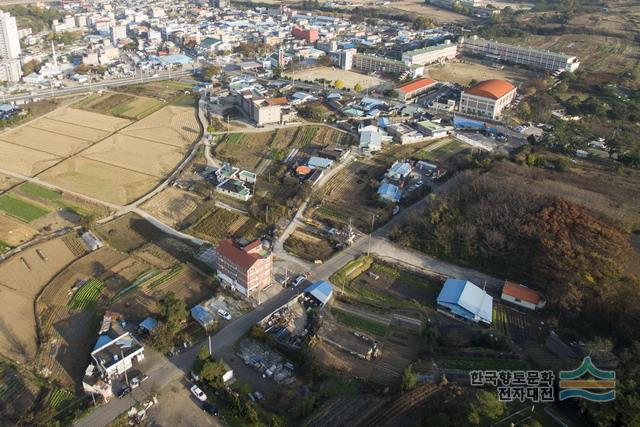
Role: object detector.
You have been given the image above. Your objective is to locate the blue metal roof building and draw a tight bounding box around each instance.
[377,180,401,203]
[436,279,493,325]
[308,157,334,169]
[305,280,334,307]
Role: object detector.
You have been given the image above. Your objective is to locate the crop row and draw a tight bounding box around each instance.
[68,279,104,310]
[147,265,184,290]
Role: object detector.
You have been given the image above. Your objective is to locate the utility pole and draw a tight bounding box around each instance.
[208,334,212,356]
[121,350,129,386]
[367,213,375,256]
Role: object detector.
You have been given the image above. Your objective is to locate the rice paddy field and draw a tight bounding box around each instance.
[77,92,166,120]
[0,194,49,222]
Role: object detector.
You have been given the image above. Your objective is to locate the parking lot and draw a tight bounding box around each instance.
[146,380,222,427]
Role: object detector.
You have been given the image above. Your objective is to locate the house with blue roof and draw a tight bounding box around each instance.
[436,279,493,325]
[304,280,334,307]
[377,179,402,203]
[386,160,412,181]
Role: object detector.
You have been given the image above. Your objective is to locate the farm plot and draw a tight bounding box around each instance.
[36,247,129,384]
[81,133,185,178]
[0,126,95,157]
[140,187,203,227]
[0,361,38,424]
[0,215,38,246]
[68,279,105,309]
[283,228,335,262]
[215,131,273,170]
[308,159,390,231]
[95,213,164,253]
[46,107,131,133]
[115,80,193,101]
[190,207,258,243]
[0,141,61,176]
[120,105,199,147]
[493,304,532,343]
[0,238,78,363]
[0,194,49,222]
[39,157,159,205]
[112,96,165,120]
[29,117,110,142]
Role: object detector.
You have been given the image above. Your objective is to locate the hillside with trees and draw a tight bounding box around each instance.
[391,158,640,424]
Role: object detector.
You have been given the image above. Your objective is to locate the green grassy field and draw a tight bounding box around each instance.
[415,139,468,161]
[0,195,50,222]
[19,183,61,200]
[171,93,197,107]
[0,240,10,253]
[331,308,389,337]
[68,279,104,310]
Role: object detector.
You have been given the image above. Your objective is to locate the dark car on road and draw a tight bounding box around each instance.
[117,386,132,399]
[202,402,219,416]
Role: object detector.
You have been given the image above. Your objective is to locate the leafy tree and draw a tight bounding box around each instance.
[201,64,221,81]
[199,358,227,389]
[401,364,417,392]
[354,83,363,93]
[334,79,345,90]
[159,292,187,331]
[22,60,41,76]
[468,391,505,424]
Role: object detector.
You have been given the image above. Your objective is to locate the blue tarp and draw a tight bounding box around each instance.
[191,305,215,326]
[93,334,112,351]
[305,280,334,305]
[139,317,158,331]
[453,115,486,130]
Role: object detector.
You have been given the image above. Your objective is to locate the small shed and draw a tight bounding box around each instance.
[138,317,158,333]
[308,157,333,169]
[501,281,545,310]
[191,305,216,328]
[304,280,334,307]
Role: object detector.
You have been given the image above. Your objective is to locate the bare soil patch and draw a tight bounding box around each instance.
[141,187,203,228]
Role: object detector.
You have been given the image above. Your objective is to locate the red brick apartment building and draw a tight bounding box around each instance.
[292,26,319,43]
[216,239,273,297]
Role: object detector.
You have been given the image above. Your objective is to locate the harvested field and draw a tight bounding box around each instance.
[112,96,165,120]
[388,0,473,23]
[283,229,335,262]
[46,107,131,133]
[140,187,203,227]
[29,118,110,142]
[121,105,199,147]
[95,213,164,253]
[0,215,38,246]
[115,80,193,101]
[82,133,185,178]
[39,157,158,205]
[0,127,93,157]
[426,61,534,86]
[0,141,61,176]
[0,173,21,191]
[0,238,78,363]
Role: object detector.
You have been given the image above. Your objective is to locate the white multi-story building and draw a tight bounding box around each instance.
[0,59,22,82]
[402,42,458,66]
[0,12,21,60]
[110,24,127,43]
[461,36,580,72]
[459,79,517,120]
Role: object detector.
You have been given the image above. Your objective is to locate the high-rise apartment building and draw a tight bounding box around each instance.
[0,11,22,82]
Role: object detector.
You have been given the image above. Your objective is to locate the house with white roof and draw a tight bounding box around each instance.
[436,278,493,325]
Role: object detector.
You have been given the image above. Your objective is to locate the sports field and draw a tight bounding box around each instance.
[285,66,384,89]
[426,61,534,86]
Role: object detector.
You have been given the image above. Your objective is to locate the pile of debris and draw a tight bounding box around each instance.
[237,338,296,385]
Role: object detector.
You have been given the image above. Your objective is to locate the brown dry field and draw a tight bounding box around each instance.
[0,238,77,363]
[121,105,199,147]
[29,117,110,142]
[140,187,203,227]
[0,214,38,246]
[82,134,185,178]
[0,173,21,191]
[47,107,131,132]
[388,0,473,23]
[0,126,93,157]
[0,141,61,176]
[39,157,158,205]
[117,96,164,119]
[426,60,535,86]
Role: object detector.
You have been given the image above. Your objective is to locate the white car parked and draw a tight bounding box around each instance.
[217,309,231,320]
[190,384,207,402]
[291,275,306,287]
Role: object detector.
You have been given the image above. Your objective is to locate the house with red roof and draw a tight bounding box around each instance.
[501,281,546,311]
[396,77,437,102]
[459,79,517,119]
[216,239,273,297]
